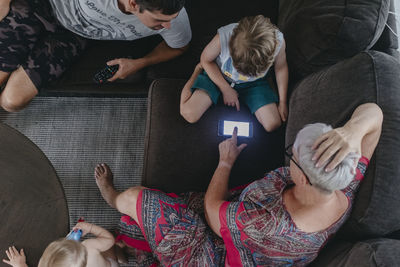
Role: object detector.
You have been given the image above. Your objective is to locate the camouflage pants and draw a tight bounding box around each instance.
[0,0,87,90]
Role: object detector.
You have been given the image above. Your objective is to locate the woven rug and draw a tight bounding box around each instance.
[0,97,146,235]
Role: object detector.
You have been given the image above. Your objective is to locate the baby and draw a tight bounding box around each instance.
[180,15,288,132]
[3,221,119,267]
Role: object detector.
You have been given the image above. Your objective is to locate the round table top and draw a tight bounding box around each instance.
[0,123,68,267]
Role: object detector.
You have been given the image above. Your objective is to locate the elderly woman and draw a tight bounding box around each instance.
[95,103,382,266]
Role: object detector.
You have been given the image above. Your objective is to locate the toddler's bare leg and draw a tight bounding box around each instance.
[254,103,282,132]
[180,63,203,105]
[180,90,213,123]
[180,63,213,123]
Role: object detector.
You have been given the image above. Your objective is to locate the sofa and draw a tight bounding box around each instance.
[42,0,400,265]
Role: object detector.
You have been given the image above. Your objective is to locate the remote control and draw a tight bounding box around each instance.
[93,64,119,84]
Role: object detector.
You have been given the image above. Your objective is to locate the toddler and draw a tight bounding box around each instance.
[180,15,288,132]
[3,222,119,267]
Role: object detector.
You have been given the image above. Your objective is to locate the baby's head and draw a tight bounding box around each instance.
[229,15,278,77]
[38,239,87,267]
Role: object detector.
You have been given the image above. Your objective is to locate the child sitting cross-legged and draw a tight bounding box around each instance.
[3,222,120,267]
[180,15,288,132]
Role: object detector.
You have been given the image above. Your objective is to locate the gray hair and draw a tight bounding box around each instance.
[293,123,360,194]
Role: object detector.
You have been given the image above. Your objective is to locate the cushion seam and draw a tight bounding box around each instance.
[142,79,159,186]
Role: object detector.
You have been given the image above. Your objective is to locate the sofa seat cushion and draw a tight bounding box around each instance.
[43,37,161,96]
[286,51,400,239]
[278,0,390,82]
[310,238,400,266]
[142,79,285,193]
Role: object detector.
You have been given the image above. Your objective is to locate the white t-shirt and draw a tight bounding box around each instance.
[216,23,284,84]
[49,0,192,48]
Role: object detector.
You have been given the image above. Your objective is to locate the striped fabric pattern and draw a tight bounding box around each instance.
[0,96,147,266]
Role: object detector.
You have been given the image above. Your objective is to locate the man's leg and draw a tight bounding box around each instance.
[0,67,38,112]
[95,164,145,223]
[0,71,10,86]
[254,103,282,132]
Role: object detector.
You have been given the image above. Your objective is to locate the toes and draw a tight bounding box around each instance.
[102,163,112,174]
[94,165,102,178]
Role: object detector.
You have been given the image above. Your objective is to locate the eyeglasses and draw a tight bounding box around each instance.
[285,144,313,185]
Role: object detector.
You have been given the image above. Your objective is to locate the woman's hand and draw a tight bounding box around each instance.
[0,0,11,21]
[278,101,288,122]
[3,246,27,267]
[218,127,247,167]
[221,87,240,111]
[106,58,146,82]
[312,126,361,172]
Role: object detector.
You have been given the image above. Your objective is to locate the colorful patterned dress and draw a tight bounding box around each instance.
[116,157,369,266]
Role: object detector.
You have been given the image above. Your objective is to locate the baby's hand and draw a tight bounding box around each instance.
[3,246,28,267]
[222,87,240,111]
[73,221,93,237]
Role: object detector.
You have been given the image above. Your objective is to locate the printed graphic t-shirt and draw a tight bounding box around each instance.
[216,23,284,84]
[48,0,192,48]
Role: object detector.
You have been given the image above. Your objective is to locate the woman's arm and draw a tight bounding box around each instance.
[273,40,289,122]
[312,103,383,171]
[200,34,240,111]
[204,128,247,237]
[74,222,115,252]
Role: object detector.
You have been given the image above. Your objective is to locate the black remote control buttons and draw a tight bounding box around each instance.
[93,65,119,84]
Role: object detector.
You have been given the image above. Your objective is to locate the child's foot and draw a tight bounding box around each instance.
[94,163,118,208]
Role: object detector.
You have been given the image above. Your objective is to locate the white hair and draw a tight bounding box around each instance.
[293,123,360,194]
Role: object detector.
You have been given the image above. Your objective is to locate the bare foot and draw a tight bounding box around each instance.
[95,163,118,208]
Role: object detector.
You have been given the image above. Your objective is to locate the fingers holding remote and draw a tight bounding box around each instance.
[106,58,146,82]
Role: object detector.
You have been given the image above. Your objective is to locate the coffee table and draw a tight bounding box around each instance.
[0,123,68,266]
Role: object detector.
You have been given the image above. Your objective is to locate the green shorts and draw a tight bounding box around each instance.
[191,71,279,114]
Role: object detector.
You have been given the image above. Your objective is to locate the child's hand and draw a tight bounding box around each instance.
[73,222,93,237]
[3,246,28,267]
[222,88,240,111]
[278,101,288,122]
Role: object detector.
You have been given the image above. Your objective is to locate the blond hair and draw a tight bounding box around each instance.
[229,15,279,77]
[38,239,87,267]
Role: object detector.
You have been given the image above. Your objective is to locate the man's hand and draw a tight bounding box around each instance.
[0,0,11,21]
[218,127,247,167]
[312,126,361,172]
[106,58,146,82]
[3,246,28,267]
[278,101,288,122]
[221,87,240,111]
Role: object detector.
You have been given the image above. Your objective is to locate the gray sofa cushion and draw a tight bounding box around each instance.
[142,79,284,193]
[311,238,400,266]
[278,0,390,82]
[371,0,399,57]
[286,51,400,239]
[43,36,161,96]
